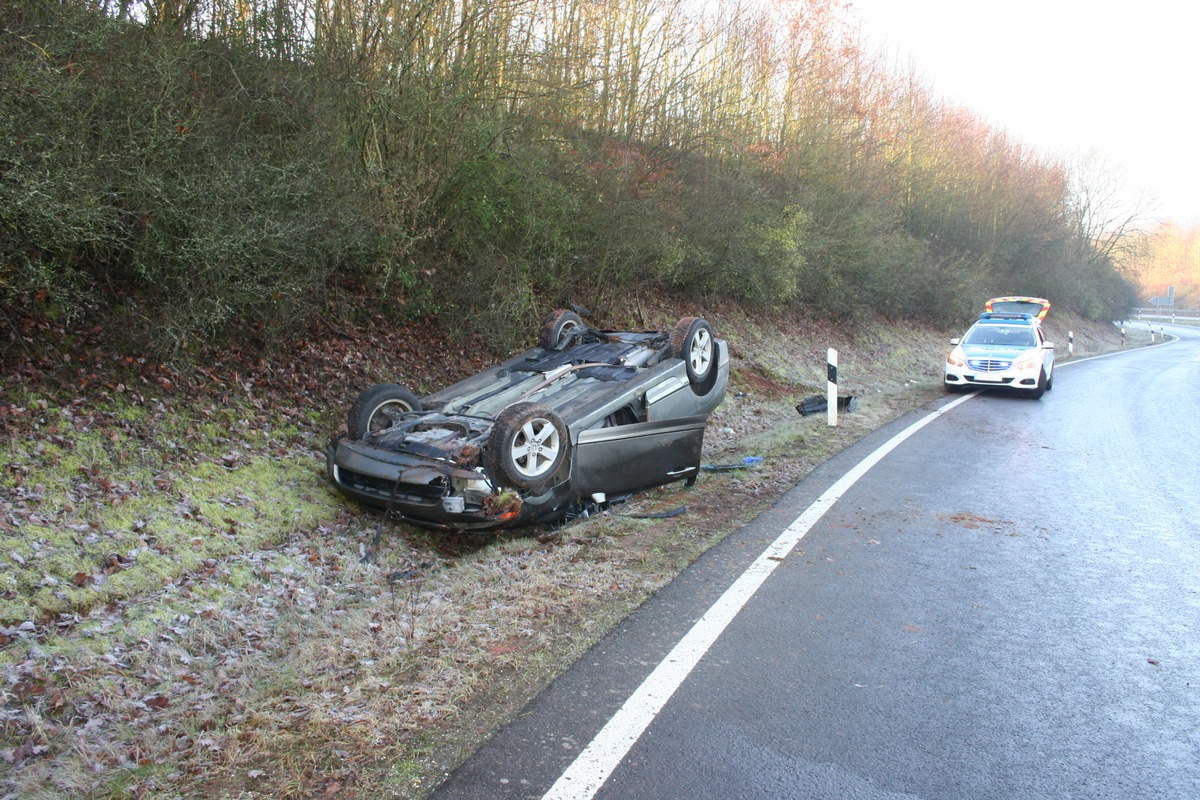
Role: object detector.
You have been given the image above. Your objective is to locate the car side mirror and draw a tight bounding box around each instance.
[950,337,960,346]
[1044,342,1055,350]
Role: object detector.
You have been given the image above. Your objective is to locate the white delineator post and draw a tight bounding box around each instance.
[1068,331,1074,355]
[827,348,838,427]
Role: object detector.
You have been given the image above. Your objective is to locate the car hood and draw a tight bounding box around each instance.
[959,343,1031,360]
[344,431,483,475]
[985,296,1051,321]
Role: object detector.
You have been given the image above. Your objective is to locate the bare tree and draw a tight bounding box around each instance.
[1068,150,1155,273]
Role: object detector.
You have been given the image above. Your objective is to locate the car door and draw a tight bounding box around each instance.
[573,376,705,496]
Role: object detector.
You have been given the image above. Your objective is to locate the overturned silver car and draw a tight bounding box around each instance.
[326,310,730,531]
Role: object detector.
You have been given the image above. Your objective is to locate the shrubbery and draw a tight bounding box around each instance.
[1,1,1140,357]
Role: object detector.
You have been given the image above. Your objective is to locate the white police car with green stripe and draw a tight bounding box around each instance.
[944,298,1054,399]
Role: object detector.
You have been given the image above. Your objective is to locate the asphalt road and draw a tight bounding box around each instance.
[430,322,1200,800]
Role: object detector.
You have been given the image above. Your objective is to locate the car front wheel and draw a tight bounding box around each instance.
[1027,369,1048,400]
[487,402,570,490]
[347,384,423,439]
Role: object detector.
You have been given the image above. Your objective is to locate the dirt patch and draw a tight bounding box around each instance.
[942,512,1001,529]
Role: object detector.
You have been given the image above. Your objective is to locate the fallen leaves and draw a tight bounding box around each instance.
[143,694,170,710]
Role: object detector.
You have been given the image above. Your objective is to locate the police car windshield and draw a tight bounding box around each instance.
[964,326,1036,347]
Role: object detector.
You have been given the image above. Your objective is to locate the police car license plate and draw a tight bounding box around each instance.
[975,374,1002,382]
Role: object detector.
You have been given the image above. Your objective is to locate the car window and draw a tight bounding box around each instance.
[585,405,643,430]
[964,326,1036,347]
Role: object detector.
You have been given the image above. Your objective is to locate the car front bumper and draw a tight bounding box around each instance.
[326,437,569,531]
[943,366,1041,390]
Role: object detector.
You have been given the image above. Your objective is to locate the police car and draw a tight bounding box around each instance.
[944,297,1054,398]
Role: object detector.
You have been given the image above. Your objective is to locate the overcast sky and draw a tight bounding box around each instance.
[847,0,1199,225]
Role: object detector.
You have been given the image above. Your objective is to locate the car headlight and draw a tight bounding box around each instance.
[946,347,966,368]
[1013,352,1041,371]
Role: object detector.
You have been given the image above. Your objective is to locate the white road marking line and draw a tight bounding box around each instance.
[542,392,976,800]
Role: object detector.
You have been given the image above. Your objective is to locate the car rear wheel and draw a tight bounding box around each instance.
[487,402,570,490]
[669,317,715,387]
[347,384,423,439]
[538,309,584,350]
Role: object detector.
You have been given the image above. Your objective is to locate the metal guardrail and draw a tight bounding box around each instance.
[1131,307,1199,320]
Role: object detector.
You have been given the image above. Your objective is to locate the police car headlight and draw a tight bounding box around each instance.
[1013,352,1041,371]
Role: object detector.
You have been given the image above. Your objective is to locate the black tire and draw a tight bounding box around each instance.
[944,381,962,394]
[538,309,584,351]
[487,402,569,490]
[669,317,716,386]
[1046,369,1054,391]
[1027,369,1048,400]
[347,384,422,439]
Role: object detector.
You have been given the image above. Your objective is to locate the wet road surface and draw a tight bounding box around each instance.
[430,323,1200,800]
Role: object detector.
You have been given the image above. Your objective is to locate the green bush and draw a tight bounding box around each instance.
[0,5,126,310]
[0,0,1142,357]
[1,5,386,351]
